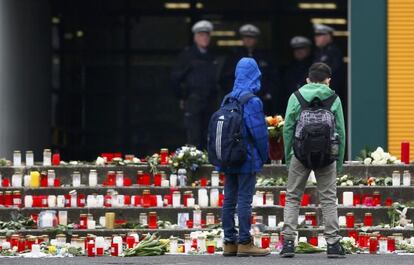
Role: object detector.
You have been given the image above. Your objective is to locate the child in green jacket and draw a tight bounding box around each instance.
[280,62,346,259]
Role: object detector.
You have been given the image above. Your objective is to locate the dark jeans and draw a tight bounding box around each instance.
[222,173,256,243]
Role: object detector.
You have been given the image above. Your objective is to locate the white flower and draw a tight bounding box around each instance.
[364,157,372,165]
[340,175,348,181]
[371,152,381,162]
[346,180,354,186]
[383,152,391,160]
[178,153,184,159]
[340,182,347,186]
[96,156,105,165]
[375,147,385,155]
[395,160,402,164]
[378,158,388,165]
[132,157,141,163]
[390,156,397,162]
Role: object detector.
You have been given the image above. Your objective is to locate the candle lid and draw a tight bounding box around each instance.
[13,190,21,195]
[280,191,286,194]
[143,190,151,195]
[13,150,21,154]
[90,169,97,173]
[365,213,372,216]
[373,191,380,195]
[160,148,169,152]
[137,170,144,174]
[5,191,12,194]
[346,212,354,216]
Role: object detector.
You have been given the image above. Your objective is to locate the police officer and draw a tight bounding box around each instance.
[282,36,313,111]
[221,24,280,114]
[170,20,218,149]
[313,24,346,101]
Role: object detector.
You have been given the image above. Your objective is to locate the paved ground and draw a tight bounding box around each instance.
[0,254,414,265]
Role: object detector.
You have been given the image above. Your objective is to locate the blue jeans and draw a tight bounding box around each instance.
[222,173,256,244]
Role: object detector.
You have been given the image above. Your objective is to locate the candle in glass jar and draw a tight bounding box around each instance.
[4,191,13,207]
[25,151,34,166]
[13,151,22,167]
[309,236,318,247]
[211,171,219,186]
[378,237,388,254]
[346,212,355,228]
[373,191,381,206]
[89,170,98,187]
[197,236,206,253]
[52,153,60,166]
[342,191,354,206]
[24,195,33,208]
[387,236,396,252]
[87,220,96,229]
[177,168,187,187]
[72,171,81,187]
[115,171,124,187]
[169,174,177,187]
[265,192,274,206]
[268,215,277,228]
[279,191,286,206]
[187,197,195,207]
[160,148,169,165]
[48,195,56,207]
[148,212,158,229]
[30,171,40,188]
[301,193,311,206]
[184,234,191,254]
[169,237,178,254]
[401,141,410,164]
[47,170,55,187]
[392,171,401,186]
[183,191,193,207]
[261,234,270,249]
[141,190,151,208]
[13,151,21,166]
[43,149,52,166]
[58,211,67,226]
[369,237,378,254]
[403,170,411,186]
[198,188,208,207]
[139,213,148,226]
[193,209,202,229]
[210,189,219,207]
[12,173,22,187]
[206,213,215,225]
[172,191,181,208]
[364,213,373,226]
[13,191,22,208]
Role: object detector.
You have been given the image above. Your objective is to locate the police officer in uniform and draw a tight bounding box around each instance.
[221,24,280,114]
[171,20,218,149]
[282,36,313,111]
[313,24,346,103]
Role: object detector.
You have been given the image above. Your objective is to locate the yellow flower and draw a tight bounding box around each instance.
[48,245,57,254]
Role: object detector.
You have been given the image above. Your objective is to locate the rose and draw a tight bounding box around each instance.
[363,157,372,165]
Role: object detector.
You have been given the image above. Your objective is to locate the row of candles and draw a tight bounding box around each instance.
[0,169,223,188]
[0,189,398,209]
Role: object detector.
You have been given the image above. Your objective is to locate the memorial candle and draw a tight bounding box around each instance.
[401,141,410,164]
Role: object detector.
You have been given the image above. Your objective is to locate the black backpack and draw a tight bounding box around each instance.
[293,91,339,169]
[207,93,255,168]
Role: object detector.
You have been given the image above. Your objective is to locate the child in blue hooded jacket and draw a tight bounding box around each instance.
[221,58,270,257]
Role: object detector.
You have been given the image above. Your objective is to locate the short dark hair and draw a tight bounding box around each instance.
[308,63,332,83]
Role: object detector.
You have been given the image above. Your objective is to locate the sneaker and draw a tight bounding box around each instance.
[327,241,346,258]
[223,242,238,257]
[279,239,295,258]
[237,240,270,257]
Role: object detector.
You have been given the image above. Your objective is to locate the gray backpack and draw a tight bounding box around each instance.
[293,91,339,169]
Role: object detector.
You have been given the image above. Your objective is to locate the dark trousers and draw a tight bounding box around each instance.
[222,173,256,243]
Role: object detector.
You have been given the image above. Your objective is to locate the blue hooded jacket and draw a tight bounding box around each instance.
[225,58,269,174]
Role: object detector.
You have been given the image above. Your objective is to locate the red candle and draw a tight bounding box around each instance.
[160,148,169,165]
[186,219,193,229]
[279,191,286,206]
[401,141,410,164]
[387,237,396,252]
[40,172,48,187]
[200,177,207,187]
[104,194,112,208]
[164,194,172,205]
[126,236,135,248]
[301,194,311,206]
[80,214,88,229]
[369,237,378,254]
[4,191,13,207]
[373,192,381,206]
[2,178,10,187]
[364,213,373,226]
[385,197,393,206]
[148,212,158,229]
[308,236,318,247]
[150,195,157,207]
[52,153,60,166]
[154,173,162,186]
[123,177,132,186]
[353,194,361,206]
[111,242,118,256]
[364,196,374,207]
[18,238,26,252]
[87,241,95,257]
[141,190,151,208]
[77,194,86,208]
[124,195,131,205]
[207,244,215,254]
[218,193,224,207]
[346,213,355,228]
[261,235,270,248]
[64,194,71,207]
[348,230,358,240]
[137,171,144,185]
[54,178,60,187]
[142,173,151,186]
[107,171,116,186]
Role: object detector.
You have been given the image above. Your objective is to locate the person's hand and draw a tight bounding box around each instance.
[179,100,185,110]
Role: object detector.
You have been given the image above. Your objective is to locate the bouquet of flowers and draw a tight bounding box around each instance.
[169,146,208,172]
[266,115,284,140]
[266,115,285,162]
[357,146,401,165]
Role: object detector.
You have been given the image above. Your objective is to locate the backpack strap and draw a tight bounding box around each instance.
[294,91,309,108]
[321,94,338,110]
[238,92,256,105]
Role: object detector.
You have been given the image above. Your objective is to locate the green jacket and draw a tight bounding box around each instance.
[283,83,346,171]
